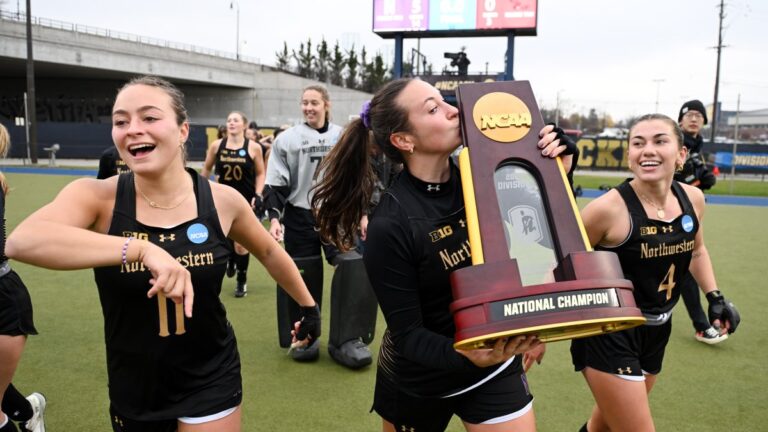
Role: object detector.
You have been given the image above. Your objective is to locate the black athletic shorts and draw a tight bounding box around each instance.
[372,369,533,432]
[0,269,38,336]
[571,320,672,377]
[110,405,176,432]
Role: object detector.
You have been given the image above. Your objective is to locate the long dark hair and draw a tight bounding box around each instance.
[312,78,414,251]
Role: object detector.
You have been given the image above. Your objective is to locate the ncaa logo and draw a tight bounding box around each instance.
[187,223,209,244]
[238,149,247,157]
[681,215,694,233]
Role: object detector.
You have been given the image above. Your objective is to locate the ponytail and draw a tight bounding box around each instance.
[312,118,375,251]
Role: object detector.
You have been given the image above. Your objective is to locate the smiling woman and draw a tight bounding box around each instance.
[4,76,321,432]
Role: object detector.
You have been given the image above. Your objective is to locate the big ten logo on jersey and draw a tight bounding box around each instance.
[429,224,454,242]
[157,293,186,337]
[640,226,657,236]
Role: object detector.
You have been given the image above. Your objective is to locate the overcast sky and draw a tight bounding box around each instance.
[12,0,768,122]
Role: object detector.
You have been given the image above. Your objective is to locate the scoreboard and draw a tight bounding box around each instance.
[373,0,538,37]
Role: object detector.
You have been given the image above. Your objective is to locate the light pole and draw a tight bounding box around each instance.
[555,90,564,127]
[229,1,240,60]
[652,79,665,113]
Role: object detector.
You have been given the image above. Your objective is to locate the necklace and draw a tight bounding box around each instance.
[637,191,666,219]
[136,183,192,210]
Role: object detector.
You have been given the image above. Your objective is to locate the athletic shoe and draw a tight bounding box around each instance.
[328,338,372,369]
[695,326,728,345]
[24,392,46,432]
[234,282,247,298]
[225,259,236,278]
[291,339,320,362]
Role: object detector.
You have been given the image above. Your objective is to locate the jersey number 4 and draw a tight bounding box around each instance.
[658,263,676,301]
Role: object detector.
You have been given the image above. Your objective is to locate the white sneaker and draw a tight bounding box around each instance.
[695,327,728,345]
[24,393,46,432]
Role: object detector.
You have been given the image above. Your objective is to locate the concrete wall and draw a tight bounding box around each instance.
[1,16,372,128]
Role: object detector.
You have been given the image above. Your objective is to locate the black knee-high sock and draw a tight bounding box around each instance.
[578,422,588,432]
[0,415,20,432]
[235,253,249,283]
[1,384,32,422]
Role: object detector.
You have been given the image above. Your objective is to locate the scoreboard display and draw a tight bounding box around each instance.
[373,0,538,37]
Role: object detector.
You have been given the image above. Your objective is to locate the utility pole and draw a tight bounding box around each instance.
[653,79,665,112]
[25,0,37,163]
[711,0,726,144]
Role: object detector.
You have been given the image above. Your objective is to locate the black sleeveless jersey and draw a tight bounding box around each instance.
[597,180,698,316]
[93,168,241,421]
[1,187,7,263]
[214,138,256,201]
[364,160,520,398]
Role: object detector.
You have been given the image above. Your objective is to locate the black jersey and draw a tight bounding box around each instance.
[364,160,520,398]
[93,168,241,421]
[97,146,131,180]
[1,187,7,263]
[597,180,698,316]
[214,138,257,201]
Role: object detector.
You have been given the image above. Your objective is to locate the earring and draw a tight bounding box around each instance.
[409,147,414,154]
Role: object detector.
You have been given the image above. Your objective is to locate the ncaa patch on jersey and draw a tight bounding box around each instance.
[187,223,209,244]
[681,215,694,233]
[238,149,247,157]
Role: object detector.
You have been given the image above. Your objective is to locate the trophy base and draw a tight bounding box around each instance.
[453,316,647,350]
[450,253,646,350]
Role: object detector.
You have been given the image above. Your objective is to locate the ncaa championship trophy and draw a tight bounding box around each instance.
[450,81,645,349]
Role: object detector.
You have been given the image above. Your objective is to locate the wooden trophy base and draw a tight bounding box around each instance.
[450,251,646,350]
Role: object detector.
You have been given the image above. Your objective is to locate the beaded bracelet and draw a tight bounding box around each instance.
[122,237,134,265]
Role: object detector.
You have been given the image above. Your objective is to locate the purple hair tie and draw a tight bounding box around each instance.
[360,100,372,129]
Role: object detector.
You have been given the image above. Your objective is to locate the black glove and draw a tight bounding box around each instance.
[706,290,740,334]
[546,122,578,156]
[295,304,321,342]
[252,194,264,218]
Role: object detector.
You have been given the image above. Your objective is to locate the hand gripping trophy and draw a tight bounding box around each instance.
[450,81,645,349]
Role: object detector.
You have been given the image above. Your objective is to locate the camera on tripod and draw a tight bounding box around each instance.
[443,50,470,76]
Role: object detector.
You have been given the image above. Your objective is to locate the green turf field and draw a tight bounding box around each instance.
[5,172,767,431]
[574,174,768,197]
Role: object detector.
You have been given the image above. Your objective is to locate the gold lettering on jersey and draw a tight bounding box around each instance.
[159,234,176,243]
[640,226,657,236]
[439,239,472,270]
[122,251,214,274]
[640,240,695,259]
[115,159,131,175]
[429,225,454,242]
[176,251,215,268]
[662,225,674,233]
[157,293,186,337]
[121,261,148,273]
[219,155,247,163]
[122,231,149,241]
